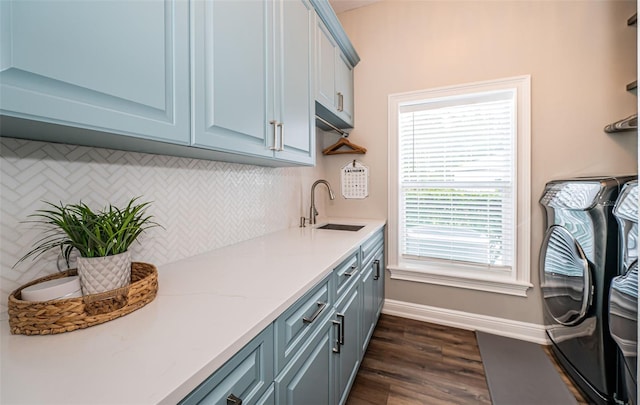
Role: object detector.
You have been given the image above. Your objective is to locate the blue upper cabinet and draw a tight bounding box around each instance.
[335,51,354,126]
[315,19,354,128]
[192,0,315,165]
[311,0,359,129]
[316,21,338,115]
[0,0,351,166]
[275,0,316,165]
[191,0,271,159]
[0,0,190,145]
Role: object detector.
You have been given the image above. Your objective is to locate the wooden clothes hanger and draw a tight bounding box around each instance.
[316,115,367,155]
[322,136,367,155]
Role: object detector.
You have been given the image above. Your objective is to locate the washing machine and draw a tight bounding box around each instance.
[540,176,636,405]
[609,180,638,405]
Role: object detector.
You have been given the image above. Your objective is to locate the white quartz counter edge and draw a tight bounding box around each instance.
[1,217,385,405]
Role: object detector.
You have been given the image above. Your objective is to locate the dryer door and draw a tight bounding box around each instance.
[540,225,593,326]
[608,261,638,405]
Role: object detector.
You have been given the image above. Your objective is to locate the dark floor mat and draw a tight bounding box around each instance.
[476,331,577,405]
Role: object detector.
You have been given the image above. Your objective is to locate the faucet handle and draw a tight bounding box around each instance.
[300,216,307,228]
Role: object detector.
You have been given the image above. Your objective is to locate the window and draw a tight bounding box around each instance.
[388,76,532,296]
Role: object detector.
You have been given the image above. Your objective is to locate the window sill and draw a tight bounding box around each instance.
[388,265,533,297]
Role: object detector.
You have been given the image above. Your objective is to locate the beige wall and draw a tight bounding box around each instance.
[320,0,638,324]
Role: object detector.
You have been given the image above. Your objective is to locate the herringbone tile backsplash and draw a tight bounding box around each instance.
[0,137,324,314]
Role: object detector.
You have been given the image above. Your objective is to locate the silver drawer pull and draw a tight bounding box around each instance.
[344,265,357,277]
[277,122,284,151]
[227,393,242,405]
[303,301,327,324]
[268,120,278,151]
[337,92,344,112]
[332,320,341,353]
[374,259,380,280]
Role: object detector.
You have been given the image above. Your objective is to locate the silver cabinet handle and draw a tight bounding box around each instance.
[374,259,380,280]
[344,265,357,277]
[337,92,344,112]
[277,122,284,151]
[337,313,345,345]
[332,320,341,353]
[227,393,242,405]
[269,120,278,150]
[303,301,327,324]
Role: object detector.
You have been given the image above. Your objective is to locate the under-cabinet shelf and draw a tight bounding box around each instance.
[604,12,638,133]
[604,114,638,134]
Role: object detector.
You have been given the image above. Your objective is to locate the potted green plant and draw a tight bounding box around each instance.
[16,197,160,295]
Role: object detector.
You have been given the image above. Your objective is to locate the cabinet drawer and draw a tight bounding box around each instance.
[361,230,384,267]
[334,252,359,301]
[275,275,331,373]
[180,326,274,405]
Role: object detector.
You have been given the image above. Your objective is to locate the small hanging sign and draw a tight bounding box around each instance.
[341,160,369,199]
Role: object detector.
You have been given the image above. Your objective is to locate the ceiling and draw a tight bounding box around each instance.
[329,0,381,14]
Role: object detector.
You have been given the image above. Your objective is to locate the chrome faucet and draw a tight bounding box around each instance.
[309,180,335,225]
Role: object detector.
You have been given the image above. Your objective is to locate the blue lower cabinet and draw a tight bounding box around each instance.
[180,326,274,405]
[361,245,384,354]
[333,253,359,301]
[275,276,331,373]
[360,230,384,269]
[275,310,337,405]
[373,248,385,319]
[255,383,275,405]
[334,280,362,405]
[360,230,385,356]
[181,231,385,405]
[360,262,376,356]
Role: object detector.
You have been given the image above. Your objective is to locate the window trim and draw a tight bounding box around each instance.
[387,76,532,297]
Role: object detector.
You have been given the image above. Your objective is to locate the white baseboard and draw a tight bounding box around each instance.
[382,298,550,345]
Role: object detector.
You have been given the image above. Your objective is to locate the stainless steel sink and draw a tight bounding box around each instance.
[316,224,364,231]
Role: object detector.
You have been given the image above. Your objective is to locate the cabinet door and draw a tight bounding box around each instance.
[256,383,276,405]
[191,0,273,158]
[360,263,376,356]
[313,16,355,129]
[334,282,361,405]
[0,0,189,145]
[335,51,354,126]
[274,0,315,165]
[276,315,336,405]
[373,249,385,318]
[315,20,337,112]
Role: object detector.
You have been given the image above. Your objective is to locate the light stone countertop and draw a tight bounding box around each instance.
[0,217,386,405]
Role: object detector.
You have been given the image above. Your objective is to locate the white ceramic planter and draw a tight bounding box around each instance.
[77,251,132,295]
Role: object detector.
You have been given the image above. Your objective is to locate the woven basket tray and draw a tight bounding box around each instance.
[8,262,158,335]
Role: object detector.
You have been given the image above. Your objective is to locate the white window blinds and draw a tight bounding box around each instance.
[399,90,516,270]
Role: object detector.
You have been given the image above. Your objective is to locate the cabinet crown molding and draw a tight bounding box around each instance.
[311,0,360,67]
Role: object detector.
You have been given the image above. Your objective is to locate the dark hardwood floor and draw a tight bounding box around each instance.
[347,314,589,405]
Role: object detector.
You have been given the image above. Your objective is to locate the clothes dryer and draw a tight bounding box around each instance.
[610,180,638,405]
[540,176,636,405]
